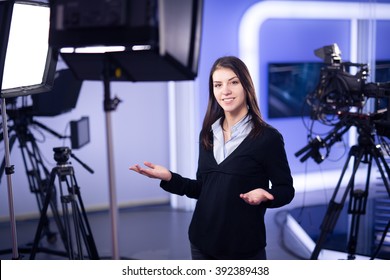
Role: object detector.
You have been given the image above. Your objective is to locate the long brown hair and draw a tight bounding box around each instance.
[200,56,267,150]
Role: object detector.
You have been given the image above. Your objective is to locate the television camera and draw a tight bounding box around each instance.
[296,43,390,164]
[307,43,390,123]
[295,44,390,260]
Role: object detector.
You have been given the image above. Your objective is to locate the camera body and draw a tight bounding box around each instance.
[308,44,369,119]
[307,44,390,134]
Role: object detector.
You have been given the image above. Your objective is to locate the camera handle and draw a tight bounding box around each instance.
[70,152,94,174]
[295,119,352,164]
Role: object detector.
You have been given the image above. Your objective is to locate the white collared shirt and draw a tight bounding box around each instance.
[211,114,253,164]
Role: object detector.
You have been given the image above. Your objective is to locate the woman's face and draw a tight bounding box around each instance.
[212,67,247,117]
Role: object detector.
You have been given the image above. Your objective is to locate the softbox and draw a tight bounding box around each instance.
[49,0,203,81]
[1,0,58,99]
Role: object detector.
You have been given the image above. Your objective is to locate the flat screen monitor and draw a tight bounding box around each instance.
[373,60,390,113]
[1,0,57,98]
[267,62,322,119]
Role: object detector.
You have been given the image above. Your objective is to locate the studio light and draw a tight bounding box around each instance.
[50,0,203,82]
[1,0,57,98]
[0,0,59,260]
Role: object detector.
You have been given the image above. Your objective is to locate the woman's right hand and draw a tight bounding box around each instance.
[129,161,172,181]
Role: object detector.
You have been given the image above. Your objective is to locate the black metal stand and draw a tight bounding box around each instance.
[30,147,99,260]
[0,113,65,248]
[0,98,19,259]
[56,52,124,259]
[310,131,390,259]
[0,110,97,259]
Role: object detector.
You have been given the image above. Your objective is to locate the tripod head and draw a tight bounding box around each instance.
[52,146,94,174]
[53,147,72,165]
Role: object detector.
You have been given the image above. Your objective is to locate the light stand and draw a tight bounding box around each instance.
[102,59,122,260]
[1,98,19,260]
[0,0,19,260]
[58,53,127,260]
[58,54,124,259]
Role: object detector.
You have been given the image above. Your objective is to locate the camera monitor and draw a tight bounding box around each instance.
[70,116,90,150]
[1,0,58,98]
[49,0,203,82]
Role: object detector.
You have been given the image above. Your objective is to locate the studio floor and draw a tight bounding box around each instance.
[0,188,389,260]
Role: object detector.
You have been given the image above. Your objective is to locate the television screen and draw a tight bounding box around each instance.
[267,62,323,119]
[1,0,57,98]
[373,60,390,113]
[375,61,390,83]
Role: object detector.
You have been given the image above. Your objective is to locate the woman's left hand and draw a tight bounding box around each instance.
[240,188,274,205]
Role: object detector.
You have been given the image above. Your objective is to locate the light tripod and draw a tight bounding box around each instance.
[30,147,99,260]
[296,115,390,260]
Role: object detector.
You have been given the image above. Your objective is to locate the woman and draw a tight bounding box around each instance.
[130,56,295,260]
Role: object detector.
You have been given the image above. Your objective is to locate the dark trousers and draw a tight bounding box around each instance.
[190,243,267,260]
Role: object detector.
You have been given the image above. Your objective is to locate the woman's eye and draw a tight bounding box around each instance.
[214,83,222,88]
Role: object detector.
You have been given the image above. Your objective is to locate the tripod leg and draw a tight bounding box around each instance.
[346,188,368,259]
[346,148,377,259]
[59,183,76,259]
[56,166,99,259]
[372,146,390,197]
[73,182,100,259]
[368,145,390,258]
[71,199,85,259]
[30,168,72,259]
[29,169,57,259]
[65,172,99,259]
[311,146,364,259]
[65,172,84,259]
[19,138,57,243]
[370,219,390,259]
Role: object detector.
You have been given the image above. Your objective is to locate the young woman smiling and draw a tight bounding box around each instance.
[130,56,295,260]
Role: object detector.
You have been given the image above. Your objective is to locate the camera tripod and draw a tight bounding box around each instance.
[0,109,65,255]
[309,127,390,260]
[1,107,97,259]
[30,147,99,259]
